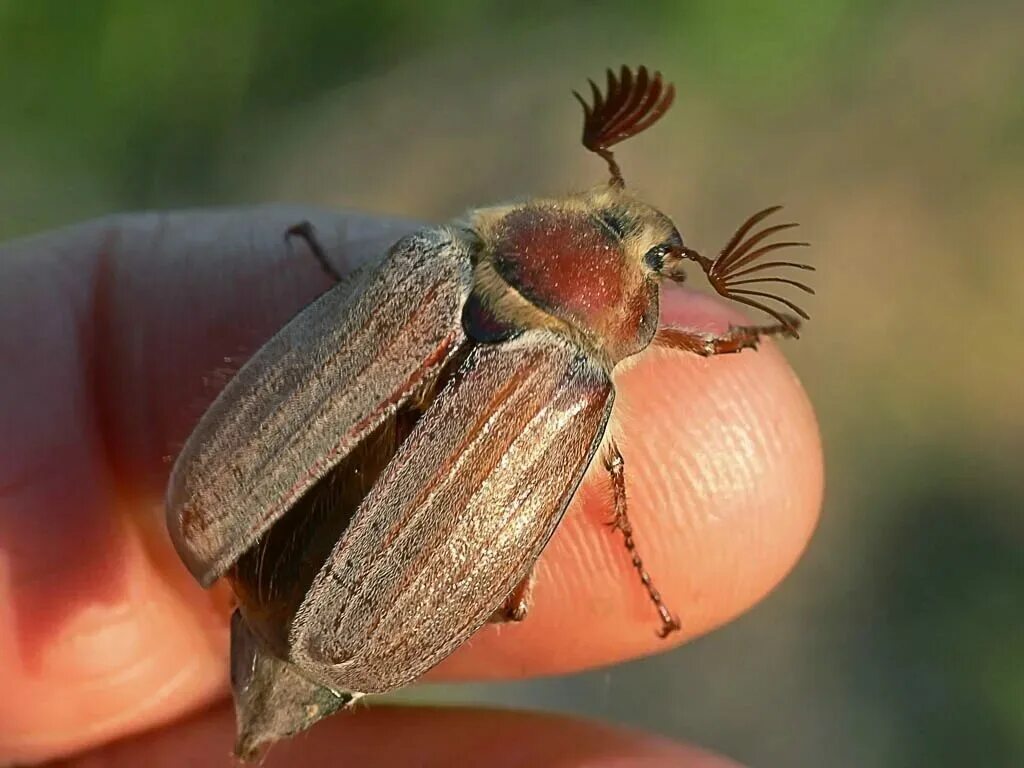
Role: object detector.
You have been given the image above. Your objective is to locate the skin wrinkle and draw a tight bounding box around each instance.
[712,417,756,504]
[53,637,215,748]
[723,382,775,587]
[91,224,168,510]
[33,512,204,715]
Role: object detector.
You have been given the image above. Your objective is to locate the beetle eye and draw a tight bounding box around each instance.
[643,244,671,271]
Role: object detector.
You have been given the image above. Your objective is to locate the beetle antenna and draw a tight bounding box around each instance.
[574,65,676,188]
[679,206,814,336]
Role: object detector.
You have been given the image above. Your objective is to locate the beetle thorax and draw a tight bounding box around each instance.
[467,188,675,367]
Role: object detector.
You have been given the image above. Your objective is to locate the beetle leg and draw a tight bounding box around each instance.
[285,220,344,283]
[489,571,534,623]
[603,441,681,638]
[654,319,799,357]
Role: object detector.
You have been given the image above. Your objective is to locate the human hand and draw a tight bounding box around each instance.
[0,207,823,766]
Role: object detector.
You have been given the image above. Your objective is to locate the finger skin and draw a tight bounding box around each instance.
[0,207,823,762]
[64,705,743,768]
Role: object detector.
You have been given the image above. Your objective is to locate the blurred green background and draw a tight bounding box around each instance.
[2,1,1021,765]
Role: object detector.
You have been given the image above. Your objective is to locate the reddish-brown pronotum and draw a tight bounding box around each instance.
[166,65,814,758]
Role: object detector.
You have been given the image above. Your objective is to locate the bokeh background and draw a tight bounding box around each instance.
[2,2,1021,765]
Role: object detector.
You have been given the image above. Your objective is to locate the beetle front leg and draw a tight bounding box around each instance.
[603,441,681,638]
[285,220,344,283]
[654,319,799,357]
[489,572,534,623]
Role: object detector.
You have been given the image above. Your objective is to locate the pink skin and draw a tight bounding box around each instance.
[0,207,823,765]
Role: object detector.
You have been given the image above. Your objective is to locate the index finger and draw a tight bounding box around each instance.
[0,207,822,762]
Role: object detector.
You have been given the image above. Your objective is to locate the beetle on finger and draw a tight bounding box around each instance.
[166,64,814,758]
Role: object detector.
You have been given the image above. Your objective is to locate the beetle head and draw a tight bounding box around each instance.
[571,65,813,336]
[469,184,680,364]
[465,66,813,364]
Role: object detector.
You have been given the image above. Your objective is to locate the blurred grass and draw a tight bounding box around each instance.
[0,0,889,234]
[2,2,1021,766]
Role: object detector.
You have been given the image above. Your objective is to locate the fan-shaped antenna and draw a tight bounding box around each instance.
[573,65,676,187]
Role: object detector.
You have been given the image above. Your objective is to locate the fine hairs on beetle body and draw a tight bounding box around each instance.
[166,65,814,758]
